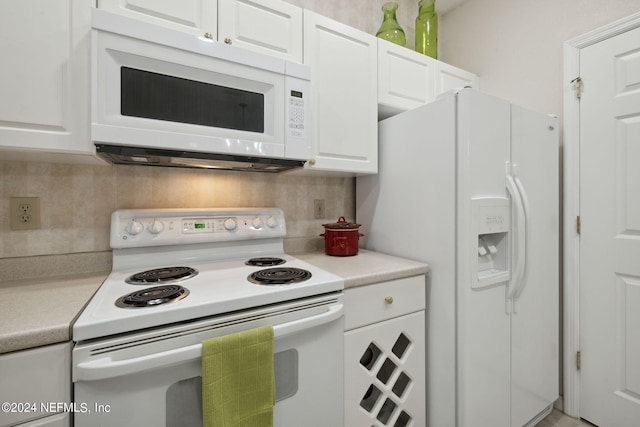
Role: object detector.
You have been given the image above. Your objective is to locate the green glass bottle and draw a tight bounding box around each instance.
[415,0,438,58]
[376,2,406,47]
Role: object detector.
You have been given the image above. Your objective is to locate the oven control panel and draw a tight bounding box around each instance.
[110,208,286,248]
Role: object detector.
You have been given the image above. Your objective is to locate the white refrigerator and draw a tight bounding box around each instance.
[356,88,559,427]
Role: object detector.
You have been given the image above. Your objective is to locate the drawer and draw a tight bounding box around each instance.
[0,343,70,427]
[344,275,426,331]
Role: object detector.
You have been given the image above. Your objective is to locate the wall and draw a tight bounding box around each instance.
[439,0,640,116]
[1,0,421,281]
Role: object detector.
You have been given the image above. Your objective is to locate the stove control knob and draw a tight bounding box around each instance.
[125,220,144,236]
[224,218,237,231]
[252,217,264,229]
[266,216,278,228]
[148,219,165,234]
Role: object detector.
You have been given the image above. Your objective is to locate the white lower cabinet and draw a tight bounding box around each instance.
[0,343,71,427]
[344,276,426,427]
[14,414,70,427]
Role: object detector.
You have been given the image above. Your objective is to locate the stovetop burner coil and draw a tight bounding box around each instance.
[248,267,312,285]
[245,257,286,267]
[125,266,198,285]
[116,285,189,308]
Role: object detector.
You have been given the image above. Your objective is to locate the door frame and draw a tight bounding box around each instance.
[562,11,640,418]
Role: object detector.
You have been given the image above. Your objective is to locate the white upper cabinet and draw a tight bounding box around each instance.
[378,39,436,120]
[303,10,378,174]
[99,0,302,63]
[378,40,479,119]
[0,0,93,157]
[434,60,479,95]
[218,0,303,63]
[98,0,218,38]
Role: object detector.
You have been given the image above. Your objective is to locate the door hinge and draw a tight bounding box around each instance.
[576,215,581,235]
[576,351,582,370]
[571,77,583,99]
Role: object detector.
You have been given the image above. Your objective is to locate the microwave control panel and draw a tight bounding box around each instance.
[284,69,310,160]
[287,90,306,138]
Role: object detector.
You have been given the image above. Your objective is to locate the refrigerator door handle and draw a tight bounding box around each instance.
[512,173,530,301]
[506,172,527,304]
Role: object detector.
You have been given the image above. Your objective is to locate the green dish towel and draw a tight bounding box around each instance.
[202,325,275,427]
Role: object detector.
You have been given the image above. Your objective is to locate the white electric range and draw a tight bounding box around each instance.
[72,208,345,427]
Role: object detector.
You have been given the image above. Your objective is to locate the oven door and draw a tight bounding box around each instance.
[73,293,343,427]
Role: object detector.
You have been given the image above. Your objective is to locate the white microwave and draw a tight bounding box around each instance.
[91,10,310,172]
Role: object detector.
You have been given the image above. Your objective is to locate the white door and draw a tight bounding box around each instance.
[579,24,640,427]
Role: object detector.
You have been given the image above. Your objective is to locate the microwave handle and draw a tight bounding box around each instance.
[74,303,343,382]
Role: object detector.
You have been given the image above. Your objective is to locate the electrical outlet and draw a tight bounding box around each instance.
[10,197,41,230]
[314,199,325,219]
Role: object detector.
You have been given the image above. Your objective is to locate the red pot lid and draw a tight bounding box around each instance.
[322,216,361,229]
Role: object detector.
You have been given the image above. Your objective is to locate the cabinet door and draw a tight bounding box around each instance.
[0,343,71,427]
[17,413,70,427]
[0,0,92,155]
[434,60,479,96]
[345,311,425,427]
[98,0,217,37]
[303,11,378,174]
[378,39,435,120]
[218,0,302,63]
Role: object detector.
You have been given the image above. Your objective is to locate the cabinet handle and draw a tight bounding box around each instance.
[224,38,232,45]
[385,296,394,304]
[308,159,316,166]
[203,32,214,40]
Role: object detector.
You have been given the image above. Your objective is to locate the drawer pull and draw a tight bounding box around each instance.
[384,296,394,304]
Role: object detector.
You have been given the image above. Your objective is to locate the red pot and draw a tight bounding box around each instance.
[320,216,364,256]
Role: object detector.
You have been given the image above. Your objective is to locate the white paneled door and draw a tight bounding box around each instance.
[579,24,640,427]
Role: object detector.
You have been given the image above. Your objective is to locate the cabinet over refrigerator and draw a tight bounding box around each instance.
[357,88,559,427]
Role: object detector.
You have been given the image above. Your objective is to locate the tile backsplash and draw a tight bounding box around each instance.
[0,160,354,257]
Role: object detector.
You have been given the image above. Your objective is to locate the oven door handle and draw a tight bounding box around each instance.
[74,303,343,382]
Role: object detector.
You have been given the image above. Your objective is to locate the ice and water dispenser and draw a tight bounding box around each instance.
[472,198,511,288]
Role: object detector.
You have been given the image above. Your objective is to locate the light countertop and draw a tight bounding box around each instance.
[0,250,428,354]
[297,249,429,289]
[0,273,107,354]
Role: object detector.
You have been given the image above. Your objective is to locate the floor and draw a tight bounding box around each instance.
[539,409,595,427]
